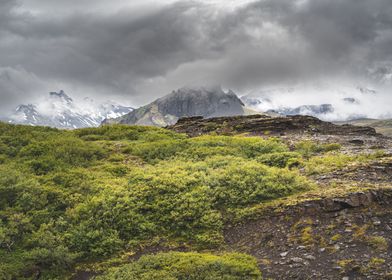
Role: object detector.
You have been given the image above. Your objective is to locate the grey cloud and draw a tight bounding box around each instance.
[0,67,50,113]
[0,0,392,110]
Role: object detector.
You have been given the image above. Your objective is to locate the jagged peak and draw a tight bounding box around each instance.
[8,91,133,129]
[49,90,73,103]
[15,104,37,112]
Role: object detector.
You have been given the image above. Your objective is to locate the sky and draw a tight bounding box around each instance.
[1,0,392,113]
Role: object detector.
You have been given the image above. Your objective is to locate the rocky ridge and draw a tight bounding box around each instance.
[168,114,379,137]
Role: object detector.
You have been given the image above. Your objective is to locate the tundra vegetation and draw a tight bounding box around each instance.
[0,123,382,279]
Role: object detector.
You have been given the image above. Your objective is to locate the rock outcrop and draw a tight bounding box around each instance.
[168,114,379,137]
[225,188,392,279]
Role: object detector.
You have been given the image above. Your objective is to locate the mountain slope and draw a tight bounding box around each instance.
[103,86,245,126]
[4,90,133,129]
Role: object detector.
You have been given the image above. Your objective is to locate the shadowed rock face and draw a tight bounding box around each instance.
[103,86,245,127]
[168,114,379,137]
[224,188,392,279]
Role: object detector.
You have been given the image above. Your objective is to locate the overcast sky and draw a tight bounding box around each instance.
[1,0,392,111]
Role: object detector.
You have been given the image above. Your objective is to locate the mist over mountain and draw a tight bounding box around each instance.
[104,86,245,126]
[240,82,392,121]
[3,90,133,128]
[3,82,391,129]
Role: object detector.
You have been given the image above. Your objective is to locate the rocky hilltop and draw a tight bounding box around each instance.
[103,86,245,126]
[169,114,379,137]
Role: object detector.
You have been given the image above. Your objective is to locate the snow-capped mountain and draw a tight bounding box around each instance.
[5,90,133,129]
[240,82,392,121]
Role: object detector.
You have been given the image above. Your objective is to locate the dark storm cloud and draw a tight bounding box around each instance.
[215,0,392,84]
[0,0,391,110]
[0,1,224,102]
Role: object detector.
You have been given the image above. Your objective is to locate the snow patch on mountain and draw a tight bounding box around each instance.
[241,82,392,121]
[4,90,133,129]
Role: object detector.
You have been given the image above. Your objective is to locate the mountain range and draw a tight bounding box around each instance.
[240,83,392,121]
[2,83,391,129]
[2,90,133,129]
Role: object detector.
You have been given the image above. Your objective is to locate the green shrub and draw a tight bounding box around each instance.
[20,137,106,174]
[108,166,128,177]
[0,166,23,209]
[304,152,382,175]
[124,140,188,163]
[366,236,388,251]
[75,125,185,142]
[304,154,354,175]
[295,141,341,158]
[322,143,342,152]
[124,135,289,163]
[95,252,262,280]
[25,222,78,274]
[70,168,224,251]
[183,136,287,160]
[68,156,311,253]
[67,224,124,257]
[255,152,302,168]
[208,157,311,207]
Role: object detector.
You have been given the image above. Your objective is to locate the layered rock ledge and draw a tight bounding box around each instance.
[168,114,379,137]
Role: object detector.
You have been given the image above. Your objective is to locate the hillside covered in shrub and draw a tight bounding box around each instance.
[0,122,387,279]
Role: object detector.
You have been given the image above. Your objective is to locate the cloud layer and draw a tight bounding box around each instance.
[0,0,391,112]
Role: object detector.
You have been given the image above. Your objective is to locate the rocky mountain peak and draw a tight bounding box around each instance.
[4,91,133,129]
[15,104,37,113]
[49,90,73,104]
[104,86,245,127]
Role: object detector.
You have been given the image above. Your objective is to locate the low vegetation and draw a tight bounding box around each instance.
[0,122,384,279]
[95,252,262,280]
